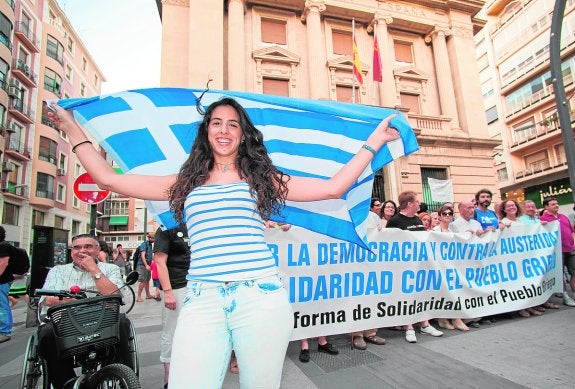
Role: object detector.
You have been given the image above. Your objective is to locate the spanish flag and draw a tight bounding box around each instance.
[353,37,363,84]
[373,35,382,82]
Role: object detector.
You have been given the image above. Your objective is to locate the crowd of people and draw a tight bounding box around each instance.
[1,98,567,388]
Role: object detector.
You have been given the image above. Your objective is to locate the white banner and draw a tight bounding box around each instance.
[265,222,562,340]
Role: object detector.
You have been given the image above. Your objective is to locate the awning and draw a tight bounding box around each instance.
[108,216,129,226]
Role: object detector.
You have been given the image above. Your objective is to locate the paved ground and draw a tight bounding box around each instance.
[1,294,573,389]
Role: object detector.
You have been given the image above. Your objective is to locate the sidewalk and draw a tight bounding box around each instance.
[2,295,574,388]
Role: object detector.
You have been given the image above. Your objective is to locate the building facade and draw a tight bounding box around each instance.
[157,0,500,210]
[0,0,105,249]
[477,0,575,213]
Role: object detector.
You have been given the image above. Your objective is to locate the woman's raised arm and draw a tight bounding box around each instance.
[48,103,176,200]
[284,113,400,202]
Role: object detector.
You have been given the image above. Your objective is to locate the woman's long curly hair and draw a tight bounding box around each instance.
[169,98,289,223]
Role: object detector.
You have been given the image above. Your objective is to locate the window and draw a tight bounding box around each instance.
[555,144,566,164]
[261,18,286,45]
[80,83,85,96]
[44,67,62,95]
[485,106,498,124]
[32,209,45,226]
[54,215,64,228]
[46,35,64,64]
[20,13,32,36]
[58,153,67,171]
[477,53,488,71]
[481,79,494,98]
[332,30,352,56]
[420,167,448,211]
[0,58,8,91]
[0,103,5,127]
[394,41,413,65]
[0,13,13,49]
[524,150,549,170]
[39,136,58,164]
[400,93,420,114]
[82,57,87,71]
[73,195,79,208]
[497,167,508,181]
[336,85,360,103]
[2,203,20,225]
[75,163,82,177]
[513,119,536,143]
[94,74,98,87]
[36,172,55,199]
[56,183,66,203]
[262,78,289,96]
[72,220,81,236]
[67,36,74,52]
[65,65,72,80]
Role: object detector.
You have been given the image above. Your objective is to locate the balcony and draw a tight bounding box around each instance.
[1,182,29,199]
[14,22,40,53]
[0,31,12,51]
[514,159,568,181]
[4,137,31,160]
[11,59,37,87]
[8,98,35,124]
[510,121,561,148]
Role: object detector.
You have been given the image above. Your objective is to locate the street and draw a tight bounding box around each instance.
[1,294,574,388]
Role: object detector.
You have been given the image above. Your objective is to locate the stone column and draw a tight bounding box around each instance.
[371,13,396,107]
[425,26,460,129]
[160,0,190,87]
[302,0,328,99]
[227,0,246,90]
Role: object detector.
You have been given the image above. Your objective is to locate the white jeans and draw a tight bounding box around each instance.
[168,274,293,389]
[160,287,187,363]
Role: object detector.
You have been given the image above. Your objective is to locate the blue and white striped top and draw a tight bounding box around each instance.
[183,182,278,282]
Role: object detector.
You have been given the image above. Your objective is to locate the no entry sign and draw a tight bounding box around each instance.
[73,172,110,204]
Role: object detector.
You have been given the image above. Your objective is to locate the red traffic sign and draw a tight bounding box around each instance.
[73,172,110,204]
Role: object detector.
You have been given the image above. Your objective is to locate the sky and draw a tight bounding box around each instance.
[56,0,162,94]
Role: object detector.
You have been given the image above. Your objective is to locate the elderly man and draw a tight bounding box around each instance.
[386,191,443,343]
[38,234,128,389]
[451,200,485,236]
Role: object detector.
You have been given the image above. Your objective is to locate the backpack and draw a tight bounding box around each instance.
[132,245,142,268]
[3,244,30,275]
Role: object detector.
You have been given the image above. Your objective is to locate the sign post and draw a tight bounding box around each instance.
[73,173,110,235]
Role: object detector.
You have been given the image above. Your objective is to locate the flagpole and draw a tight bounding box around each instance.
[352,18,356,104]
[372,21,377,105]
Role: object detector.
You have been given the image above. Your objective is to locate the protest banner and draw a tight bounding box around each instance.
[265,222,562,340]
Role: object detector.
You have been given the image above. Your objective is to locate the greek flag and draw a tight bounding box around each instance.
[59,88,418,246]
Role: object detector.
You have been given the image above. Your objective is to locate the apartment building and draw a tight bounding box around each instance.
[157,0,500,210]
[0,0,105,249]
[477,0,575,212]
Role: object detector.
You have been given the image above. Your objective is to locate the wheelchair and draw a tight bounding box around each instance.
[21,284,140,388]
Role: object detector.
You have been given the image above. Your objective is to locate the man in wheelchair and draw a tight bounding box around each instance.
[38,234,133,389]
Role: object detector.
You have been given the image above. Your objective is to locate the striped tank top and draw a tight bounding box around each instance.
[184,181,278,282]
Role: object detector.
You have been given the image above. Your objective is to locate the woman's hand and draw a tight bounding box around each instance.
[366,113,401,150]
[46,103,88,144]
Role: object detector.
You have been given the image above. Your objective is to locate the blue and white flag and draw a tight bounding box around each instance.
[58,88,418,246]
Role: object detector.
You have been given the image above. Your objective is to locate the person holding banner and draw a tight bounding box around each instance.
[540,198,575,307]
[432,205,469,331]
[386,191,444,343]
[47,98,400,389]
[497,200,545,318]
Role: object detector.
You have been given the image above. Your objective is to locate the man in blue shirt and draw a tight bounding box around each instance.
[473,188,499,231]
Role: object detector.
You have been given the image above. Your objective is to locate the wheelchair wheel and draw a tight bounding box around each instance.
[127,320,140,377]
[87,363,141,389]
[20,334,49,389]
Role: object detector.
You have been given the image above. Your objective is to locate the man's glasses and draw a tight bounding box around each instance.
[71,244,97,251]
[441,212,453,216]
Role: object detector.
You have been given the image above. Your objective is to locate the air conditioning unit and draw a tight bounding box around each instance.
[6,121,17,133]
[8,78,21,97]
[56,168,66,176]
[2,162,14,172]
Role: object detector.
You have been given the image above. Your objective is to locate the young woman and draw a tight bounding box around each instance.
[380,200,398,229]
[48,98,400,388]
[432,205,469,331]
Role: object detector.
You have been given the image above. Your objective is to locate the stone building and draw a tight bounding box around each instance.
[156,0,500,210]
